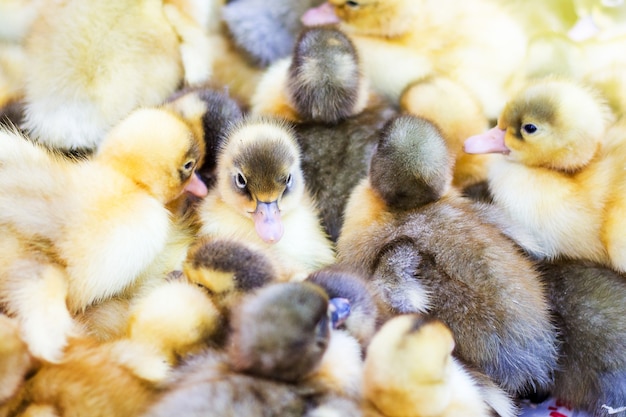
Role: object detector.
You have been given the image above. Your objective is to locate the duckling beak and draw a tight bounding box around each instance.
[184,172,209,197]
[463,126,510,155]
[328,297,351,329]
[301,2,340,26]
[252,201,284,244]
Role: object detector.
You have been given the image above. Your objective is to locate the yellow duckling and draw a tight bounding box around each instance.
[20,0,212,152]
[0,280,219,417]
[363,314,516,417]
[196,117,335,281]
[464,77,626,272]
[0,107,207,362]
[301,0,528,120]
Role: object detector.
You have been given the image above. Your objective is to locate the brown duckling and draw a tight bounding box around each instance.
[141,282,363,417]
[337,114,559,396]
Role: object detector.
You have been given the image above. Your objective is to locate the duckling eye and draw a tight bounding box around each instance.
[522,123,538,135]
[346,0,359,7]
[183,159,195,172]
[235,172,247,189]
[286,173,293,188]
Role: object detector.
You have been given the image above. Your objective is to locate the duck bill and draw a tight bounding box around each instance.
[252,200,284,244]
[328,297,351,329]
[301,2,340,26]
[463,126,510,155]
[184,172,209,197]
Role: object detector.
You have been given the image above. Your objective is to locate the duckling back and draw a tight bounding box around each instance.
[338,115,559,396]
[21,0,187,152]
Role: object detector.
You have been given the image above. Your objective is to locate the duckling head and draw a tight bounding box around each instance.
[183,237,276,295]
[366,314,454,382]
[288,26,368,123]
[464,78,614,172]
[96,107,207,203]
[302,0,420,38]
[217,117,305,244]
[228,282,331,383]
[370,114,452,210]
[364,314,455,416]
[165,86,244,189]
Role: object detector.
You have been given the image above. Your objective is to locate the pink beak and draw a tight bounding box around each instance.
[301,2,340,26]
[464,126,510,155]
[184,172,209,197]
[252,201,284,244]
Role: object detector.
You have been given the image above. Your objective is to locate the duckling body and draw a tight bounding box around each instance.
[0,108,206,362]
[1,338,160,417]
[141,282,363,417]
[400,76,494,191]
[464,78,626,272]
[251,26,396,241]
[0,279,219,417]
[363,314,517,417]
[538,260,626,417]
[197,118,335,281]
[302,0,528,120]
[182,237,277,345]
[337,115,558,396]
[21,0,211,152]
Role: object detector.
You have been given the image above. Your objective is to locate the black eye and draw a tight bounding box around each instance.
[183,159,195,172]
[286,173,293,188]
[235,172,247,189]
[522,123,538,134]
[346,0,359,7]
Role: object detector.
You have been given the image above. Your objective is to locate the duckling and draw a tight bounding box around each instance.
[306,265,382,349]
[20,0,212,152]
[196,117,335,282]
[124,279,220,370]
[184,237,277,296]
[0,338,160,417]
[336,114,559,396]
[363,314,517,417]
[250,25,371,123]
[0,107,207,362]
[538,259,626,417]
[141,282,362,417]
[0,279,219,417]
[251,25,396,241]
[165,85,245,190]
[301,0,528,120]
[400,75,495,191]
[464,77,626,272]
[183,236,277,345]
